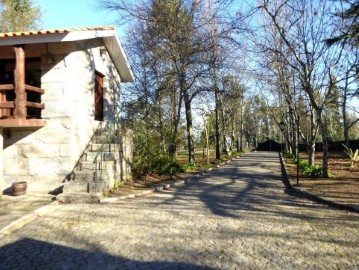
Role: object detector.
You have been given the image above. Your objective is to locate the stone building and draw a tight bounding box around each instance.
[0,26,134,199]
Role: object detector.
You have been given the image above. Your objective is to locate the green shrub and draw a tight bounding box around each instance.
[162,162,183,175]
[132,152,183,176]
[152,154,183,175]
[132,155,151,176]
[301,163,333,178]
[298,159,309,169]
[283,150,296,160]
[181,163,200,172]
[287,155,334,178]
[304,165,322,177]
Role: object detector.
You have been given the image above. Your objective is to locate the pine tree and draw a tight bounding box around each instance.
[0,0,42,32]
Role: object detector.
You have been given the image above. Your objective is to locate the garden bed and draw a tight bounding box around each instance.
[108,150,246,197]
[285,151,359,209]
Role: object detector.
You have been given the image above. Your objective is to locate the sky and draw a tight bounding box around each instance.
[35,0,125,35]
[34,0,358,117]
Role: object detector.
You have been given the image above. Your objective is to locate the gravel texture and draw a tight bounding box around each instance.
[0,151,358,269]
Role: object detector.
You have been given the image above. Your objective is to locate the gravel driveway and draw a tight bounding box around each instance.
[0,151,358,269]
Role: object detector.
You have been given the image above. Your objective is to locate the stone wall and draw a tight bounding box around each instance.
[115,128,133,184]
[2,39,127,194]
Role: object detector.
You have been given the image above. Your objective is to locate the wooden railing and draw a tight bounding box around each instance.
[0,84,45,119]
[0,84,15,91]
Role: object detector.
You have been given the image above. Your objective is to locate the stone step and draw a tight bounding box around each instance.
[57,192,103,203]
[92,135,121,144]
[72,171,110,182]
[94,128,120,136]
[62,177,108,193]
[76,160,116,171]
[76,161,97,171]
[90,143,119,152]
[81,151,119,162]
[73,171,95,182]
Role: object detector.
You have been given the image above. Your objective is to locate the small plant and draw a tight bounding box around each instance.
[283,150,296,160]
[152,154,183,175]
[298,159,309,169]
[166,163,183,175]
[181,163,199,172]
[113,181,125,190]
[342,144,359,169]
[296,158,333,178]
[303,164,333,178]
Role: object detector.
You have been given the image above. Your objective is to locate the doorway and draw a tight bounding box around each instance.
[94,71,104,121]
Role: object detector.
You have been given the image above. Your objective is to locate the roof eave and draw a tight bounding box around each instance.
[0,28,134,83]
[103,35,134,83]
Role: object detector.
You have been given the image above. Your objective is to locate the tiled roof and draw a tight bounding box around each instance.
[0,26,115,38]
[0,25,134,82]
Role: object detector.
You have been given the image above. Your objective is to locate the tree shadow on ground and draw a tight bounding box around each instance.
[0,237,217,270]
[162,152,353,220]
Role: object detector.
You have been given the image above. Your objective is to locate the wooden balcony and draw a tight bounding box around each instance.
[0,83,46,128]
[0,45,46,129]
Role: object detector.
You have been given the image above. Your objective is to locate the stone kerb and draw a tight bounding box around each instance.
[100,154,242,204]
[278,153,359,213]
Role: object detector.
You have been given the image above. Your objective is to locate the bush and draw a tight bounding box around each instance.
[152,154,183,175]
[181,163,200,172]
[297,160,333,178]
[298,159,309,169]
[132,155,151,176]
[283,150,296,160]
[132,152,183,176]
[304,165,323,177]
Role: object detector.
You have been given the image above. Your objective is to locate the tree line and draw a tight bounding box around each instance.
[1,0,358,177]
[98,0,358,177]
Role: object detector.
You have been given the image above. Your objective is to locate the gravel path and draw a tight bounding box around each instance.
[0,151,358,269]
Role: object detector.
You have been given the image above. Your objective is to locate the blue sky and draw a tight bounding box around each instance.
[35,0,124,34]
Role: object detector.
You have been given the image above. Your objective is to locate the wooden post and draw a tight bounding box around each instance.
[0,62,5,117]
[0,127,3,198]
[14,45,26,119]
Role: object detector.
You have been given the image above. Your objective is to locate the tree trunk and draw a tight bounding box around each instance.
[239,104,244,152]
[183,90,195,164]
[214,81,220,160]
[205,120,210,164]
[308,143,315,165]
[223,134,228,155]
[317,114,329,178]
[342,92,349,147]
[171,87,182,157]
[288,108,296,155]
[236,135,240,152]
[308,109,316,165]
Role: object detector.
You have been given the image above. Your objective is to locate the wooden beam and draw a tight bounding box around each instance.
[26,102,45,109]
[0,119,46,128]
[0,101,15,109]
[14,45,26,119]
[0,84,15,91]
[25,84,45,94]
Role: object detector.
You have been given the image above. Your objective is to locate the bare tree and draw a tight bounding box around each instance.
[254,0,342,176]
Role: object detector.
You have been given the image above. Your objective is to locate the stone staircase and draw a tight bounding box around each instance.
[57,130,122,203]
